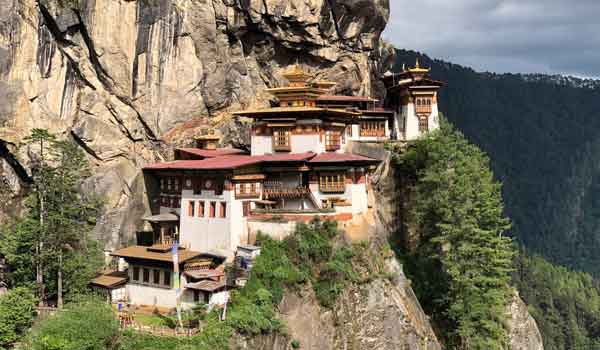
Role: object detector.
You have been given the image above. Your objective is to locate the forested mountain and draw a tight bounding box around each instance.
[394,49,600,276]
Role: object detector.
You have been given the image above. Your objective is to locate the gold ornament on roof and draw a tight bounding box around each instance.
[408,58,430,74]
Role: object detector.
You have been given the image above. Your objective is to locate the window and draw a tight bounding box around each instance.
[236,182,259,199]
[319,173,345,193]
[273,128,291,151]
[198,201,204,217]
[153,270,160,284]
[360,121,386,137]
[188,201,195,217]
[143,268,150,283]
[209,202,216,218]
[415,97,432,114]
[220,202,227,218]
[325,130,341,151]
[194,290,200,303]
[133,267,140,281]
[163,270,171,286]
[419,116,429,133]
[167,178,172,191]
[243,202,251,217]
[160,179,165,190]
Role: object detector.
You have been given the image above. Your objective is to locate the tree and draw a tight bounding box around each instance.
[1,130,102,306]
[22,129,56,305]
[396,119,515,349]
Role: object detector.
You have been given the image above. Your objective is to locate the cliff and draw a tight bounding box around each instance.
[0,2,544,348]
[0,0,393,246]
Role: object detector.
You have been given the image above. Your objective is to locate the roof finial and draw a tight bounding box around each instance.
[415,58,420,69]
[402,63,406,72]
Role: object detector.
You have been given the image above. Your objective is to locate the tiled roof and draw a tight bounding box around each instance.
[176,148,246,159]
[308,153,379,163]
[111,245,202,263]
[318,95,378,102]
[185,280,227,292]
[90,271,128,289]
[233,107,359,116]
[144,156,262,171]
[144,153,316,171]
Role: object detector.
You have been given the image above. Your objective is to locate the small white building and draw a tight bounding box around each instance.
[383,60,445,141]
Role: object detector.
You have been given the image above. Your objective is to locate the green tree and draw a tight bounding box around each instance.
[0,287,37,349]
[396,119,515,349]
[1,130,102,306]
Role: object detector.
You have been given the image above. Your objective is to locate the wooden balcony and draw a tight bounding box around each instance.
[415,105,432,114]
[319,184,346,193]
[273,144,291,152]
[263,186,310,199]
[360,129,386,137]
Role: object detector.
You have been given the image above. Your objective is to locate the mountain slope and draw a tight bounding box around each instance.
[394,49,600,276]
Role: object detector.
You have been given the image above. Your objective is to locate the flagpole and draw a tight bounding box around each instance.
[172,241,183,329]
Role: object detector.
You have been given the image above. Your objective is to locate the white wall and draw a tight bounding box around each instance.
[179,189,247,257]
[127,284,178,308]
[349,183,369,214]
[251,135,273,156]
[291,134,322,153]
[247,220,297,240]
[400,102,440,141]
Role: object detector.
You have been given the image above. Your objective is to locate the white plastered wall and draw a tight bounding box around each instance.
[251,135,273,155]
[179,189,247,257]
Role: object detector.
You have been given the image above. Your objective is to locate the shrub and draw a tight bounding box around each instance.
[0,287,37,349]
[25,296,119,350]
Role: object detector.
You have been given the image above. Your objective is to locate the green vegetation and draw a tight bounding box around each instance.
[395,49,600,277]
[0,287,37,350]
[15,218,358,350]
[0,129,103,306]
[393,120,515,349]
[24,296,119,350]
[513,252,600,350]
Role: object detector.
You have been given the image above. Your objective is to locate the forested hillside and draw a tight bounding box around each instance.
[393,49,600,276]
[393,50,600,349]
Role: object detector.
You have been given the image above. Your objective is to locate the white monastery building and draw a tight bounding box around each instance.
[92,62,444,309]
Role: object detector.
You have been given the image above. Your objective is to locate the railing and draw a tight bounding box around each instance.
[415,105,432,114]
[325,143,341,151]
[360,129,386,137]
[273,144,291,152]
[319,184,346,193]
[263,186,310,199]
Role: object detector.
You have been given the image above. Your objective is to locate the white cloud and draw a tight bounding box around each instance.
[383,0,600,76]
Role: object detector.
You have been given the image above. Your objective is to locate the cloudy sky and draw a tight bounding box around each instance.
[383,0,600,77]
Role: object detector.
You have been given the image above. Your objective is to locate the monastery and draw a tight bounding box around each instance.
[91,61,444,309]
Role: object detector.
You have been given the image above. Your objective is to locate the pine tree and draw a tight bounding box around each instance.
[397,119,515,349]
[1,130,102,306]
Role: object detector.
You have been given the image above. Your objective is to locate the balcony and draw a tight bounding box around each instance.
[263,181,310,199]
[319,184,346,193]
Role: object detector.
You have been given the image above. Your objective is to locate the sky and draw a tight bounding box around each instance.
[383,0,600,77]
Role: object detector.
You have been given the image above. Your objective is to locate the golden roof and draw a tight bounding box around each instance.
[282,64,312,81]
[407,58,430,74]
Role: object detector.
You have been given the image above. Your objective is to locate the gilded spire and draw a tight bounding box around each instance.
[408,58,430,74]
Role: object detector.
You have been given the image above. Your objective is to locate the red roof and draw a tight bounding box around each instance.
[177,148,246,159]
[308,153,378,163]
[318,95,377,102]
[144,156,261,171]
[144,153,316,171]
[254,152,315,162]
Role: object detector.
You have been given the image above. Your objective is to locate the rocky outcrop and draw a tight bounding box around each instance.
[0,0,392,243]
[508,291,544,350]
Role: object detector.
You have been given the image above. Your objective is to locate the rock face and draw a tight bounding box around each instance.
[508,291,544,350]
[0,0,392,241]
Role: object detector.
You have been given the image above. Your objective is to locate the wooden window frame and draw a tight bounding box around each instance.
[325,130,341,151]
[133,266,140,281]
[188,201,195,217]
[273,128,291,152]
[220,202,227,218]
[209,202,216,218]
[142,268,150,283]
[153,269,160,285]
[418,116,429,133]
[198,201,205,217]
[319,173,346,193]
